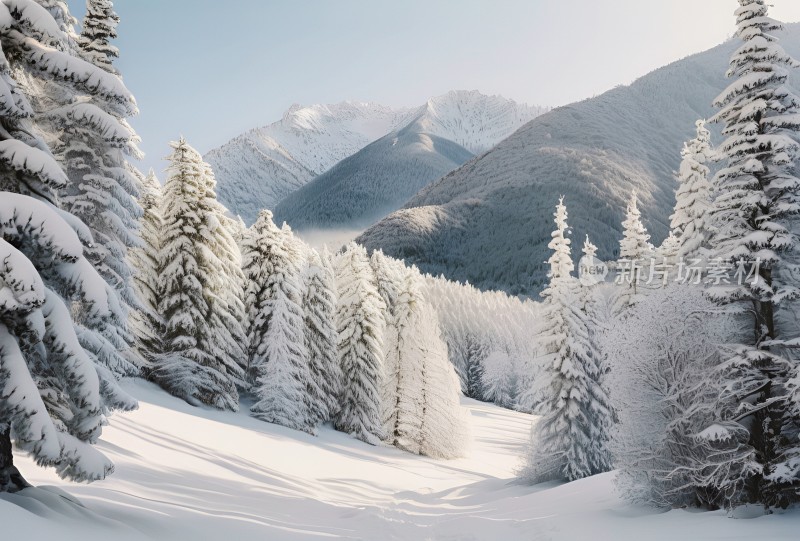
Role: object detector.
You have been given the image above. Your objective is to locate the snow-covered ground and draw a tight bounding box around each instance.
[3,379,798,540]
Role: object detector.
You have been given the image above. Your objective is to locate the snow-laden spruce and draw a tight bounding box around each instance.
[415,297,471,459]
[128,169,162,364]
[151,139,245,410]
[0,194,127,489]
[0,0,142,491]
[334,243,387,444]
[8,0,143,383]
[241,210,284,384]
[374,252,469,458]
[303,248,342,425]
[707,0,800,506]
[33,0,147,379]
[617,190,653,298]
[374,252,424,453]
[521,198,614,483]
[670,119,714,260]
[619,190,653,262]
[656,231,680,267]
[79,0,120,74]
[606,285,759,509]
[481,349,517,409]
[247,217,315,433]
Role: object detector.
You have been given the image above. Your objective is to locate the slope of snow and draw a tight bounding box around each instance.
[207,92,545,225]
[3,379,797,540]
[358,25,800,297]
[205,102,415,224]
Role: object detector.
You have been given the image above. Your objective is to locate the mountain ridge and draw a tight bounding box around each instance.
[357,24,800,297]
[207,91,546,224]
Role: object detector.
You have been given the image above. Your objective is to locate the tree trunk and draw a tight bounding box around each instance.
[0,425,31,493]
[748,268,783,505]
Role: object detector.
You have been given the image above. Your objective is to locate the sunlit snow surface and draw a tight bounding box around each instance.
[3,379,797,540]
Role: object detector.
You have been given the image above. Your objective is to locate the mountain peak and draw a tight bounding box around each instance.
[205,91,547,224]
[414,91,548,154]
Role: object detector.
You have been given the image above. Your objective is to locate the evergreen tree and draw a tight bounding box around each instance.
[1,196,116,490]
[79,0,120,74]
[129,169,162,364]
[241,210,284,385]
[656,231,680,266]
[671,120,714,260]
[617,190,653,303]
[416,298,470,459]
[619,190,653,262]
[0,1,138,490]
[29,0,146,380]
[373,253,469,458]
[708,0,800,506]
[521,198,614,483]
[465,333,489,401]
[303,248,341,425]
[334,243,386,444]
[151,139,244,410]
[481,349,516,409]
[249,221,314,433]
[380,263,426,454]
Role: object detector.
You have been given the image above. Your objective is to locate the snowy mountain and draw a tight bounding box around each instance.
[208,91,545,225]
[272,124,474,230]
[273,91,545,230]
[205,102,415,224]
[414,90,546,155]
[357,25,800,297]
[6,379,796,540]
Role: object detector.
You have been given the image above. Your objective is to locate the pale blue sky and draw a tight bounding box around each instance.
[67,0,800,176]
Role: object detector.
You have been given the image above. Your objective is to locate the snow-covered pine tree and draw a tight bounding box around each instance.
[249,222,314,433]
[656,231,680,266]
[671,120,714,260]
[582,234,598,261]
[521,198,614,483]
[12,0,144,383]
[616,190,653,305]
[334,242,386,444]
[371,249,411,437]
[708,0,800,506]
[1,195,117,490]
[372,252,469,458]
[207,179,248,387]
[303,248,341,425]
[29,0,146,379]
[151,139,245,410]
[128,169,162,365]
[78,0,120,74]
[464,333,489,400]
[619,191,653,262]
[416,297,470,459]
[228,214,248,247]
[578,234,609,374]
[371,249,405,313]
[241,210,283,385]
[0,1,142,489]
[481,349,516,409]
[38,0,79,36]
[379,262,425,454]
